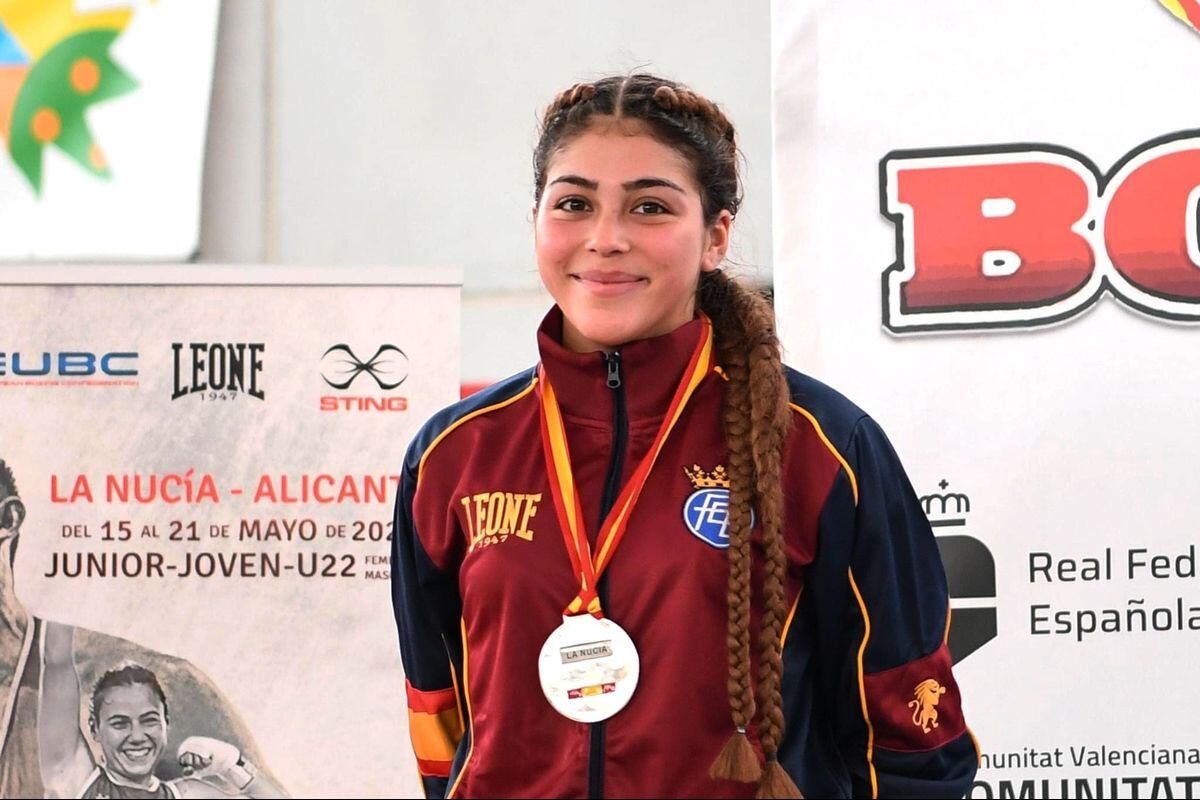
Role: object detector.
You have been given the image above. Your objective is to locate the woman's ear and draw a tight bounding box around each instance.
[0,497,24,534]
[701,209,734,272]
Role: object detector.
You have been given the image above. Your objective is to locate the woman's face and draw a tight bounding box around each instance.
[92,683,167,782]
[535,120,732,352]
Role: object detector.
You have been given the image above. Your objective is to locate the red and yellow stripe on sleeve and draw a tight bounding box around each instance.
[406,680,464,778]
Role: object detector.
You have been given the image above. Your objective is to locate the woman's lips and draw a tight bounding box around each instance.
[571,271,646,298]
[122,745,154,761]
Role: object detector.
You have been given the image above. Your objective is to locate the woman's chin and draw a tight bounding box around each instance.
[566,327,628,352]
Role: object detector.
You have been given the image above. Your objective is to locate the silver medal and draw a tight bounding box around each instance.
[537,614,640,723]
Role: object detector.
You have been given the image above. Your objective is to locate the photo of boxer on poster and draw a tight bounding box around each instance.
[0,460,284,798]
[39,621,287,799]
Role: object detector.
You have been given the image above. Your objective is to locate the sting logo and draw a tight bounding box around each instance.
[319,344,409,413]
[320,345,408,390]
[881,130,1200,332]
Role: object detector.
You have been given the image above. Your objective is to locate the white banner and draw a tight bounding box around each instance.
[0,265,459,798]
[773,2,1200,797]
[0,0,219,259]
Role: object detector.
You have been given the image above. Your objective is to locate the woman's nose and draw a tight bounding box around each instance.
[586,209,631,256]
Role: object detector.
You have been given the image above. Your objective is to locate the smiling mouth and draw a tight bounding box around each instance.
[571,272,646,296]
[121,745,155,761]
[573,272,643,282]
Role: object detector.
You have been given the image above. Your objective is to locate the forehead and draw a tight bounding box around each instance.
[97,683,162,718]
[546,120,698,190]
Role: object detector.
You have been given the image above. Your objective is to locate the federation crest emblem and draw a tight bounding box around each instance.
[682,464,752,548]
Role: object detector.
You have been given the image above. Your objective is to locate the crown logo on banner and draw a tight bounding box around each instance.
[684,464,730,490]
[919,479,971,527]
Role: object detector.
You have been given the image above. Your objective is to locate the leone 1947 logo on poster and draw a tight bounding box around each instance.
[172,343,265,402]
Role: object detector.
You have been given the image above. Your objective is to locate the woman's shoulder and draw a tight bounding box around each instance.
[402,367,539,474]
[781,365,870,452]
[780,365,917,500]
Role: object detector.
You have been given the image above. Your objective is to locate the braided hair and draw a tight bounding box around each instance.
[534,75,801,799]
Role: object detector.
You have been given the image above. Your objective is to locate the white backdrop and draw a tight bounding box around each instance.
[773,2,1200,797]
[1,265,458,797]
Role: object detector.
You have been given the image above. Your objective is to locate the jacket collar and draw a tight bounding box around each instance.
[536,306,710,425]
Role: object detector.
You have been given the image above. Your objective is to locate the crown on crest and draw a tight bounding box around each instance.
[684,464,730,489]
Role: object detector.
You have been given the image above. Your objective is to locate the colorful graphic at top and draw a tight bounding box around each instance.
[0,0,137,194]
[1158,0,1200,32]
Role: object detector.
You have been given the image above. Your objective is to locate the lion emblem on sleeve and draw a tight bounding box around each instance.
[907,678,947,733]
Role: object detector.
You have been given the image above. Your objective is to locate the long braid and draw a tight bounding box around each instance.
[701,272,800,798]
[700,271,761,783]
[744,296,797,798]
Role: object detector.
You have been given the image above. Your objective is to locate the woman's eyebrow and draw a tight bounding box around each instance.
[548,175,686,194]
[622,177,685,194]
[549,174,598,190]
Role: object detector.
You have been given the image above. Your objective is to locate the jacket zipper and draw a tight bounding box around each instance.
[588,351,626,800]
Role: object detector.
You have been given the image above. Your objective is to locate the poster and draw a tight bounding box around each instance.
[772,1,1200,797]
[0,265,459,797]
[0,0,219,259]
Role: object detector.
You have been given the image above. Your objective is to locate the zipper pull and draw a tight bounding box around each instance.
[605,352,622,389]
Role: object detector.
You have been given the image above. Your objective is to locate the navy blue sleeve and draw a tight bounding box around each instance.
[788,415,978,799]
[391,441,464,799]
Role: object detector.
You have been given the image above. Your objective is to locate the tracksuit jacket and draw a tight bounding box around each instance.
[391,308,979,799]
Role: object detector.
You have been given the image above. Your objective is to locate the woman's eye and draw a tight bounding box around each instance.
[633,201,668,215]
[554,197,589,212]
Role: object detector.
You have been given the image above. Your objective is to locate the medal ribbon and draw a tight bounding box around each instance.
[538,316,715,618]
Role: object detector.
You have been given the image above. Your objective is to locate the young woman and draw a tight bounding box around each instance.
[38,621,286,799]
[391,74,979,799]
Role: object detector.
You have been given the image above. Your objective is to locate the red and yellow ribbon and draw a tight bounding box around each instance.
[538,316,715,618]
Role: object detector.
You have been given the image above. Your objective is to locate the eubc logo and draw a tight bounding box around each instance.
[0,351,137,376]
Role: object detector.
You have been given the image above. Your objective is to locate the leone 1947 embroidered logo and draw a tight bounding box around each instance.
[460,491,541,552]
